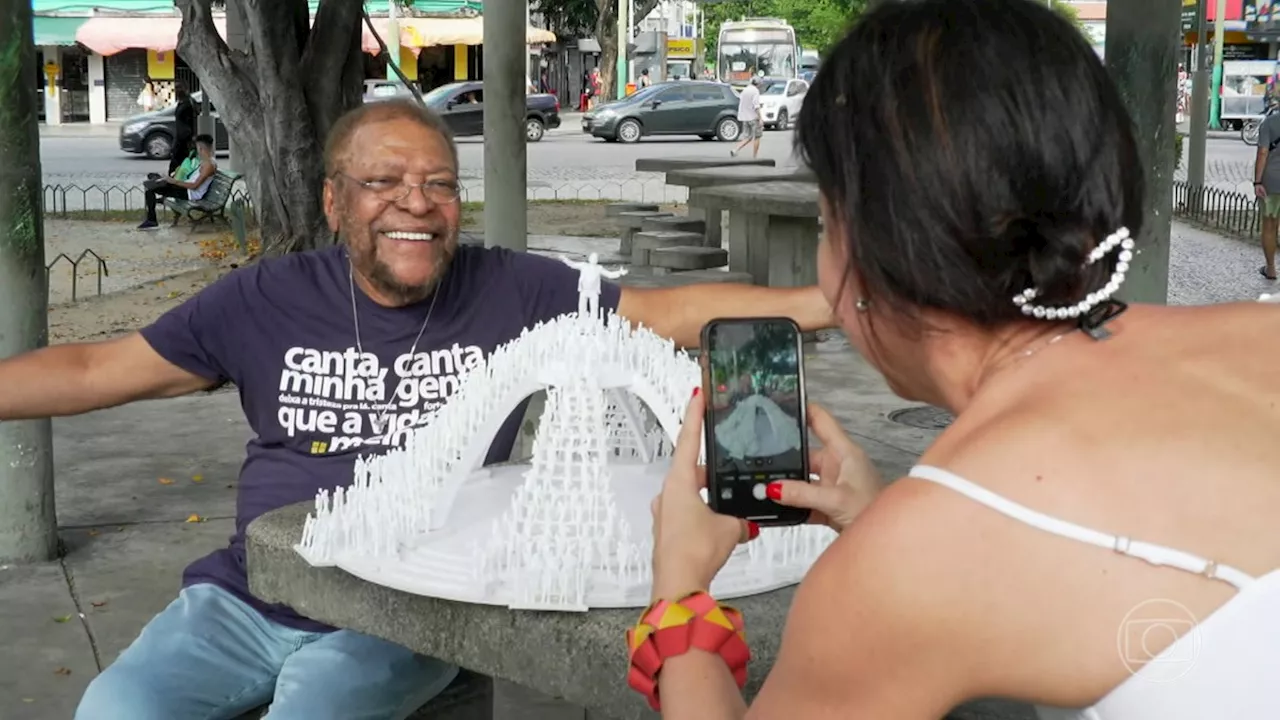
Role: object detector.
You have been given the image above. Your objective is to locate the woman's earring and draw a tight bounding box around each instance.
[855,298,870,313]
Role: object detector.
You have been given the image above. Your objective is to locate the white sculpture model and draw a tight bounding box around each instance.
[296,253,835,612]
[561,252,628,318]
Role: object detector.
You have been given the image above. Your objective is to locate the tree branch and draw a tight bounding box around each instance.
[361,9,428,106]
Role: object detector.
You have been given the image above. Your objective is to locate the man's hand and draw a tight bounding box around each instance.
[1257,183,1268,200]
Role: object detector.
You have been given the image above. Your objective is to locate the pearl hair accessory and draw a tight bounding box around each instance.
[1012,227,1135,321]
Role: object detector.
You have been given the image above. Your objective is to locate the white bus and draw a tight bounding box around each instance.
[716,18,799,87]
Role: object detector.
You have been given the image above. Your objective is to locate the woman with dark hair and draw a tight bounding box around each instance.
[636,0,1280,717]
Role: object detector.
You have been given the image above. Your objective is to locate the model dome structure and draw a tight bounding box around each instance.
[296,255,836,611]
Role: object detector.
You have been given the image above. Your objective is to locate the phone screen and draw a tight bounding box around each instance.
[702,318,809,525]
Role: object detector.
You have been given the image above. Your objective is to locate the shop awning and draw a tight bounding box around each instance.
[75,16,227,56]
[361,17,556,54]
[32,16,87,46]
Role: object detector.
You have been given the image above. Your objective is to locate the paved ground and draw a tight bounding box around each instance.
[0,219,1269,718]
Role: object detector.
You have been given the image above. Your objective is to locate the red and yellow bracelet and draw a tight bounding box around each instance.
[625,590,750,710]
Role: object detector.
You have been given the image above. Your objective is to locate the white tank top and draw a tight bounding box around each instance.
[188,164,216,201]
[908,464,1280,719]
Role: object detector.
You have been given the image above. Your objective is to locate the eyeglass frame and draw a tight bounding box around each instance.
[332,171,462,204]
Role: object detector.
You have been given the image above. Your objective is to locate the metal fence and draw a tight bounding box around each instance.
[42,183,255,218]
[1172,180,1259,240]
[40,176,688,216]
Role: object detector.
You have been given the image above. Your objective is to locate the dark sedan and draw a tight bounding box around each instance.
[581,81,742,143]
[421,81,561,142]
[118,91,229,160]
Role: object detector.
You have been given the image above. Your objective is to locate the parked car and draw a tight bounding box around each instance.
[759,78,808,131]
[420,80,560,141]
[118,91,229,160]
[582,81,742,143]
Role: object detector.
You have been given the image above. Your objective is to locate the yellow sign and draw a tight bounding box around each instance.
[148,50,176,80]
[43,61,59,91]
[667,38,697,58]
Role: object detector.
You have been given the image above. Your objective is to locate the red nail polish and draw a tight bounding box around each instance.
[765,482,782,501]
[692,386,701,398]
[747,522,760,540]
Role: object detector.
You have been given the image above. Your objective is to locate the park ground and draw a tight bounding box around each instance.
[3,208,1274,720]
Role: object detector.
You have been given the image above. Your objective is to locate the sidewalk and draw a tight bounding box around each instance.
[0,224,1268,719]
[38,122,122,139]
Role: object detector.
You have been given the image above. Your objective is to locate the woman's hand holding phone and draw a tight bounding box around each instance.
[767,403,883,533]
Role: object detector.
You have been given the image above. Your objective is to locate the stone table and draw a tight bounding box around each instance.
[246,501,797,720]
[633,156,776,173]
[688,181,822,288]
[662,166,816,248]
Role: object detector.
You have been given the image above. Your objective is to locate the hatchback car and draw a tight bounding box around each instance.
[118,91,229,160]
[582,81,742,143]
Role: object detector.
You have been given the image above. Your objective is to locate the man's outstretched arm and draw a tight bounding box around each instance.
[0,333,216,421]
[617,284,834,348]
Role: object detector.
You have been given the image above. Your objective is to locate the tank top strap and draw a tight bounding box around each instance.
[908,464,1255,590]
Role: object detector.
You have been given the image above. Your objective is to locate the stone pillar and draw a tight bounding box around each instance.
[1104,0,1180,305]
[42,45,61,126]
[88,52,106,124]
[482,0,528,251]
[0,0,58,564]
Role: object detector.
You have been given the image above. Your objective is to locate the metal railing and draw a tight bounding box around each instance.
[42,183,256,218]
[1172,180,1259,240]
[47,248,109,303]
[40,176,688,216]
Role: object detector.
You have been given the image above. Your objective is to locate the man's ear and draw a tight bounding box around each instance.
[322,178,340,233]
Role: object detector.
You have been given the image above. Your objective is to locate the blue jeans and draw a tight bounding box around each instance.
[75,583,458,720]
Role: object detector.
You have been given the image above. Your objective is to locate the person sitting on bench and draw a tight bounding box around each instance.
[138,133,217,231]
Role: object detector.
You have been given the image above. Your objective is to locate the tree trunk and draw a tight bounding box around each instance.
[594,0,661,100]
[0,0,58,563]
[175,0,365,255]
[594,0,619,99]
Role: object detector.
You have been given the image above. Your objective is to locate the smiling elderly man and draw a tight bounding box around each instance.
[0,99,832,719]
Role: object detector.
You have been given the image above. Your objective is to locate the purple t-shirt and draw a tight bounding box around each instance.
[140,243,622,632]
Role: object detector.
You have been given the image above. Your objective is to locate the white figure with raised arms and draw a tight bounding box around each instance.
[561,253,628,319]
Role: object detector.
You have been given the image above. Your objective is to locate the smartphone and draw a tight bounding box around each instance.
[700,317,810,526]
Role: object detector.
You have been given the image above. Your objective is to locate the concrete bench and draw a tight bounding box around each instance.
[639,216,706,237]
[632,230,704,265]
[649,246,728,273]
[616,268,755,288]
[604,202,660,217]
[615,211,674,254]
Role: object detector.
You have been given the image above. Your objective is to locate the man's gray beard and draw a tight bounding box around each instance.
[359,233,457,307]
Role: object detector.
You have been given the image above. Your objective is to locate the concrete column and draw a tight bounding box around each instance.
[482,0,527,251]
[88,52,106,124]
[42,45,61,126]
[0,0,58,564]
[1104,0,1180,305]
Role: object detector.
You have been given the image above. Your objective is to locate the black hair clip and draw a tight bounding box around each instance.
[1077,299,1128,340]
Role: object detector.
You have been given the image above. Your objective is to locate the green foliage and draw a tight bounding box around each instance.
[702,0,866,60]
[533,0,599,36]
[1175,131,1186,171]
[1049,0,1088,35]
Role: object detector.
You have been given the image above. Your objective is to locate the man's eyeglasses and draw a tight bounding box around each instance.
[336,173,462,204]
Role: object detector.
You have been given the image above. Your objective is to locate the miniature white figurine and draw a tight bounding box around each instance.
[560,253,628,319]
[294,272,835,612]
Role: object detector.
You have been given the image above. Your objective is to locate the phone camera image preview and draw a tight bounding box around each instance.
[707,322,803,480]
